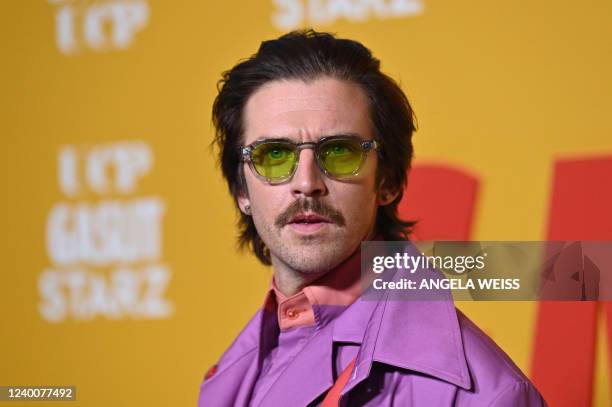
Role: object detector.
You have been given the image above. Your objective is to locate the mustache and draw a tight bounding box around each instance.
[275,198,346,228]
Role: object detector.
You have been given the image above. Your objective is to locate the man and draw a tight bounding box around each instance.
[199,30,546,406]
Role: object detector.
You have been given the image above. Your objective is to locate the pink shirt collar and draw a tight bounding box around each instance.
[265,244,364,331]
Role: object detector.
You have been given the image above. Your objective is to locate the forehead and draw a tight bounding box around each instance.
[242,77,373,144]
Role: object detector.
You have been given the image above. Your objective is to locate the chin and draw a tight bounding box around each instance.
[287,260,337,274]
[282,245,350,273]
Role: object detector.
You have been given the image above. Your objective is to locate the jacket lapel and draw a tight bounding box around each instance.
[256,323,335,406]
[372,297,472,389]
[335,244,473,398]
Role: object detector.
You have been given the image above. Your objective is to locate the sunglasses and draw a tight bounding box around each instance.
[240,135,379,184]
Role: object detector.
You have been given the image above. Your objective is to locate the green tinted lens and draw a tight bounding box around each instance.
[319,139,364,176]
[251,142,297,180]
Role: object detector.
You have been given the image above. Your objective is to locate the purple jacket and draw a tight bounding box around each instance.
[198,285,547,407]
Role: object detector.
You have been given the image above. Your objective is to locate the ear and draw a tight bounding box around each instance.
[237,195,252,216]
[377,177,400,206]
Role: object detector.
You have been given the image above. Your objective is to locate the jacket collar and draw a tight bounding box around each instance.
[340,295,472,392]
[334,242,472,393]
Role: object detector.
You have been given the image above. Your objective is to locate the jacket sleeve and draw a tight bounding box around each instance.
[488,381,548,407]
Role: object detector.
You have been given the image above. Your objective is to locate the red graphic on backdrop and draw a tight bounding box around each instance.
[401,157,612,407]
[399,164,479,241]
[532,156,612,407]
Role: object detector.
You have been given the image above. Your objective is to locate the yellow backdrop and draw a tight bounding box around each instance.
[2,0,610,406]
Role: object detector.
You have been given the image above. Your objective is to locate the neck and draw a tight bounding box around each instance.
[271,246,364,297]
[271,261,327,297]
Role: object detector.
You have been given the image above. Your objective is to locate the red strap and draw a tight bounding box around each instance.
[321,358,356,407]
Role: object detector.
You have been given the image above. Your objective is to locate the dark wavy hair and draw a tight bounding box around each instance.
[212,29,416,265]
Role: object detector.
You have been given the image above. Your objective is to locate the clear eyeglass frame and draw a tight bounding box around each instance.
[239,135,379,185]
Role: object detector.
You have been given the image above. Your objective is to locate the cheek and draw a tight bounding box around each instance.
[244,177,284,220]
[243,169,265,203]
[333,183,378,217]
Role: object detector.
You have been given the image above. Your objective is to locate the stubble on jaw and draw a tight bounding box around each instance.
[258,197,350,274]
[272,239,346,276]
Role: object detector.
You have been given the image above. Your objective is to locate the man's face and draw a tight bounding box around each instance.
[239,77,382,274]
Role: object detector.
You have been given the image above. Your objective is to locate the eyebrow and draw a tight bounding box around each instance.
[252,132,365,143]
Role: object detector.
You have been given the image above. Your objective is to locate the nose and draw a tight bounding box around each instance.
[290,148,328,198]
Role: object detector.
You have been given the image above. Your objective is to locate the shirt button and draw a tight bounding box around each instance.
[286,309,299,319]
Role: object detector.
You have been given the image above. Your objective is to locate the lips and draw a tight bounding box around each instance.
[274,199,346,229]
[288,213,332,225]
[286,212,332,234]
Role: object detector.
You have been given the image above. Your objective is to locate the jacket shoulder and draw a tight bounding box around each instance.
[215,309,262,370]
[456,309,547,406]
